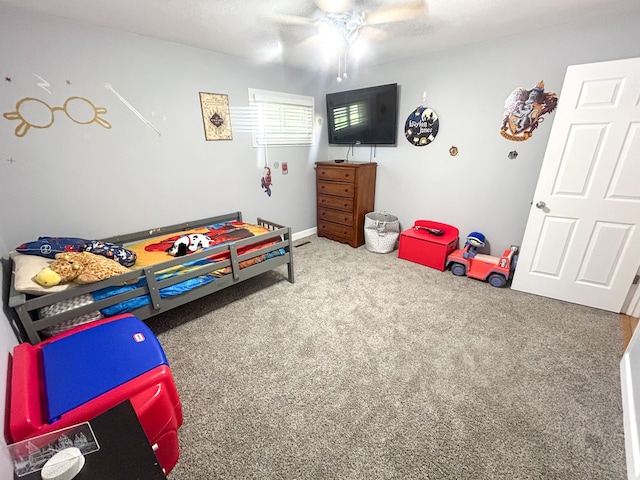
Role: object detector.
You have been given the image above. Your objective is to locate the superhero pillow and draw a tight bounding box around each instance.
[15,237,89,259]
[80,240,137,267]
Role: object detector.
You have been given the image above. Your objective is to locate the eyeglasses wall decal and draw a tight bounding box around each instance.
[3,96,111,137]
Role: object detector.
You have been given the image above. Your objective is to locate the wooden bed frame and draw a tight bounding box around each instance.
[8,212,294,344]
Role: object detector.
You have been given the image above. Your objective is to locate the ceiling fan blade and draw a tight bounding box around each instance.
[365,1,428,25]
[299,34,323,49]
[271,12,314,26]
[314,0,353,14]
[358,26,389,43]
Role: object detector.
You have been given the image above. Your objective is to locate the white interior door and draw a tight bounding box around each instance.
[511,57,640,313]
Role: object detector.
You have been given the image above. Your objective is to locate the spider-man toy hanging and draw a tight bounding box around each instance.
[260,167,272,197]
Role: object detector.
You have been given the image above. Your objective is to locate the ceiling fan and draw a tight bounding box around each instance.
[273,0,428,80]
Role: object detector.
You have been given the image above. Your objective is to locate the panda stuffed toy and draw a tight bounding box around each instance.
[166,234,211,257]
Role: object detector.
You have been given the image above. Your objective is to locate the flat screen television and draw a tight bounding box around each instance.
[326,83,398,145]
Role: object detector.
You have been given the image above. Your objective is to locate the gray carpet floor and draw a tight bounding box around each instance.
[149,235,626,479]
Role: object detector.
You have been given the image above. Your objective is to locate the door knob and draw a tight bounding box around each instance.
[535,201,546,209]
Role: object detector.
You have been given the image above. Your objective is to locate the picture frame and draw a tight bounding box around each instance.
[199,92,232,141]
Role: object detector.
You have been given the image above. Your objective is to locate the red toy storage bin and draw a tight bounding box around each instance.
[8,314,183,475]
[398,220,459,271]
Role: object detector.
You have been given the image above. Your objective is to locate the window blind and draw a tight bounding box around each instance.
[249,88,314,147]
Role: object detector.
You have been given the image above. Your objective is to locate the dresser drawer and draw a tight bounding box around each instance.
[317,181,354,197]
[316,166,356,183]
[318,220,353,240]
[315,161,376,249]
[317,194,354,212]
[318,208,353,226]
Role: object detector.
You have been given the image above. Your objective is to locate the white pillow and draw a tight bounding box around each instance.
[10,251,78,295]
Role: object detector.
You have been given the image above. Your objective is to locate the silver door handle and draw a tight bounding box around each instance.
[536,201,546,209]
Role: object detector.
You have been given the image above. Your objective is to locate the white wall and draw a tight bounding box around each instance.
[328,9,640,254]
[0,4,327,250]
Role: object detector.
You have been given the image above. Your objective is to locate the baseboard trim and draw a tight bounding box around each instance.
[293,227,317,242]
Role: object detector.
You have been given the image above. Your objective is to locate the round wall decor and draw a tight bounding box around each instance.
[404,106,439,146]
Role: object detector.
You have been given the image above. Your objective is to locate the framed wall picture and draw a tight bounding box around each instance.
[199,92,232,141]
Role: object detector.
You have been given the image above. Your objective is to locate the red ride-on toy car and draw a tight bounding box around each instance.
[446,232,519,288]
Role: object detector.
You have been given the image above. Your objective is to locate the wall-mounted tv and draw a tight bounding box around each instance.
[326,83,398,145]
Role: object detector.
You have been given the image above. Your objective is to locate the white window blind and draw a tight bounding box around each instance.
[248,88,314,147]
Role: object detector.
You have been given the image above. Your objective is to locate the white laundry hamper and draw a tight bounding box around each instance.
[364,212,400,253]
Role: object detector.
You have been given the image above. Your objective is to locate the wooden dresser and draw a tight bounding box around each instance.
[315,161,377,248]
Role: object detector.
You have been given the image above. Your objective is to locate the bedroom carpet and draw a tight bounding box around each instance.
[149,235,626,480]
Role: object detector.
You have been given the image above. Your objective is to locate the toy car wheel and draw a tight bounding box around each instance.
[488,273,507,288]
[451,263,466,276]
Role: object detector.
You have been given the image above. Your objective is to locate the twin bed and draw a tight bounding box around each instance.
[8,212,294,344]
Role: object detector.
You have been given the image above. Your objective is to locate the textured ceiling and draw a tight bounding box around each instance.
[3,0,640,73]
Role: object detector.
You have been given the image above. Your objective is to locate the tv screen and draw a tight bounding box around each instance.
[326,83,398,145]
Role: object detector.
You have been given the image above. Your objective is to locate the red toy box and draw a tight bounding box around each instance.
[398,220,459,271]
[8,313,183,475]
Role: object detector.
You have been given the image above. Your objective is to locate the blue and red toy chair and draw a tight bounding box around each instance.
[8,313,183,475]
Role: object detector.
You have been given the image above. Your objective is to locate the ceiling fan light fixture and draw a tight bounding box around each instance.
[318,12,364,46]
[318,20,346,49]
[349,37,367,59]
[343,12,365,43]
[344,29,359,44]
[316,11,367,81]
[317,20,333,38]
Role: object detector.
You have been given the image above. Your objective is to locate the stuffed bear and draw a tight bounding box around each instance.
[33,251,131,287]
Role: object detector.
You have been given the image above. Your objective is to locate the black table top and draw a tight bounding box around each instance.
[15,400,166,480]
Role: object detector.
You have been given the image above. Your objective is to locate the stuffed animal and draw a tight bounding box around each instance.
[33,251,131,287]
[166,234,211,257]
